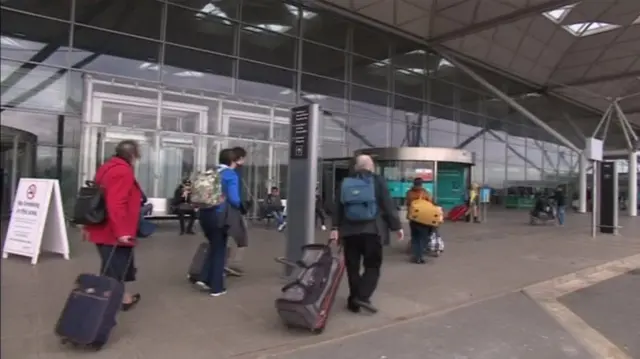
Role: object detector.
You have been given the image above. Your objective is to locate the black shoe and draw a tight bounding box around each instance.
[121,293,141,312]
[352,299,378,313]
[347,302,361,313]
[186,230,196,235]
[179,231,185,236]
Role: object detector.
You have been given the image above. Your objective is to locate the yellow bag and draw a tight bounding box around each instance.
[408,197,444,227]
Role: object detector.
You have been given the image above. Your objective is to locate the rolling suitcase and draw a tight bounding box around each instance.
[447,204,468,221]
[187,242,209,283]
[275,243,344,334]
[55,270,126,350]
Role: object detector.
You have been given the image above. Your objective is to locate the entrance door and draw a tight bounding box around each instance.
[436,163,468,210]
[82,92,208,197]
[0,126,36,217]
[99,130,155,194]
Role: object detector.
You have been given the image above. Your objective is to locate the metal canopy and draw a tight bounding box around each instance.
[321,0,640,128]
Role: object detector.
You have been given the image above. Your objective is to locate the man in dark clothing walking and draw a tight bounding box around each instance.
[553,186,566,226]
[330,154,403,314]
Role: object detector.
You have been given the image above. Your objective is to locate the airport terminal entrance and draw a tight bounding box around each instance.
[0,126,36,218]
[322,148,475,212]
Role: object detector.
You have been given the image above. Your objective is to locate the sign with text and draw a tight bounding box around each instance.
[289,105,310,159]
[2,179,70,265]
[480,187,491,204]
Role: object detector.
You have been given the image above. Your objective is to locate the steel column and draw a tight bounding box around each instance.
[629,151,638,217]
[439,54,581,153]
[578,154,587,213]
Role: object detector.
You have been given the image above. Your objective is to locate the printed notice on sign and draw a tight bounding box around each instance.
[3,178,70,265]
[289,105,310,159]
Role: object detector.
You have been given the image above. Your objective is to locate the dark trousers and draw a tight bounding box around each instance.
[198,209,228,293]
[315,208,326,226]
[96,244,136,282]
[409,222,433,261]
[343,234,383,304]
[177,209,196,233]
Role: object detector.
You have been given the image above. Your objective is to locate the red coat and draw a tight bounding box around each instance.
[85,157,142,247]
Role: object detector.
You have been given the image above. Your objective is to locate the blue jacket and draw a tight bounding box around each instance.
[219,166,242,212]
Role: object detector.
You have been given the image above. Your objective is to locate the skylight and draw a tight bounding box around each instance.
[563,22,621,36]
[174,71,204,78]
[245,24,292,34]
[197,3,229,19]
[542,3,577,23]
[285,4,317,20]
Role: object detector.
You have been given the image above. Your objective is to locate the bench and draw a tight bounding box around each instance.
[144,198,178,220]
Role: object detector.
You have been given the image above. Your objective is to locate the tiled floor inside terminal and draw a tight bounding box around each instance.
[1,210,639,359]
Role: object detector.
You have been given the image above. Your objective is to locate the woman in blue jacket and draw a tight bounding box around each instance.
[196,148,243,297]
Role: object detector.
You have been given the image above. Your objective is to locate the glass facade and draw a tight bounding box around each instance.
[1,0,589,212]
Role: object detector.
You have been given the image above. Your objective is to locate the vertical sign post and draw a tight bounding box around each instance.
[479,186,491,222]
[599,161,618,235]
[284,104,321,275]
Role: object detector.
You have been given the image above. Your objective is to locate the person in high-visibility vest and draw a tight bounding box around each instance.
[466,183,480,223]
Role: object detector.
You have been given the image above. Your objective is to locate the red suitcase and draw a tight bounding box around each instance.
[275,244,344,334]
[447,204,468,221]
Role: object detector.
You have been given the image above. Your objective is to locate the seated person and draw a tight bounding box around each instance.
[172,179,196,235]
[265,186,285,231]
[141,192,153,216]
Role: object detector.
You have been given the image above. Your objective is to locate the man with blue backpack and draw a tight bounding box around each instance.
[330,155,403,314]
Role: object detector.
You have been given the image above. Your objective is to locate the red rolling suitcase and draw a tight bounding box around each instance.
[447,204,468,221]
[275,243,344,334]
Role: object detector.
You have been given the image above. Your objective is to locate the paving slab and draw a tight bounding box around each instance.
[558,270,640,358]
[1,210,639,359]
[268,292,594,359]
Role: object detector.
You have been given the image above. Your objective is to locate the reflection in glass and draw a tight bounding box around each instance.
[352,54,387,90]
[227,117,270,140]
[238,61,296,103]
[72,26,162,82]
[302,42,346,80]
[74,0,164,40]
[300,74,347,112]
[1,60,69,112]
[163,46,233,94]
[166,5,236,55]
[239,26,296,68]
[272,145,289,197]
[377,160,435,208]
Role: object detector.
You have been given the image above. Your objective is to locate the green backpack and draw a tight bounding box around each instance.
[190,168,226,208]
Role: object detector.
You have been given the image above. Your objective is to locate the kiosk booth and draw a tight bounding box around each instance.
[321,147,475,212]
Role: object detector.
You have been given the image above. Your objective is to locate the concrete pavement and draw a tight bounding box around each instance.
[1,210,639,359]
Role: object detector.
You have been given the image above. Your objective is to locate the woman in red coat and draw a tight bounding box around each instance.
[84,140,142,311]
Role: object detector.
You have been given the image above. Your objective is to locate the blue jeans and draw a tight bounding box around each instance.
[198,208,228,294]
[557,205,566,225]
[409,222,431,261]
[271,211,285,226]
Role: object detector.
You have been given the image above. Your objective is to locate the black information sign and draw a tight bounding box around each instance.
[289,105,310,159]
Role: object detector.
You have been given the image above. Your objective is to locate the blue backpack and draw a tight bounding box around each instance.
[340,175,378,221]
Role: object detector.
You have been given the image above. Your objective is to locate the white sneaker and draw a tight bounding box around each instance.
[321,225,327,231]
[277,223,286,232]
[209,291,227,297]
[195,281,210,291]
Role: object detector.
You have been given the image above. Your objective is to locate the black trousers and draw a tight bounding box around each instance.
[342,234,383,304]
[176,209,196,233]
[315,208,326,226]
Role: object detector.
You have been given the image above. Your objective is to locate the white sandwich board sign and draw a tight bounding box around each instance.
[2,178,70,265]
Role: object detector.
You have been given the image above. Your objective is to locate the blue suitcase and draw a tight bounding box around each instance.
[55,274,124,350]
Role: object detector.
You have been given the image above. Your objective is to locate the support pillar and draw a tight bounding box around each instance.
[579,154,588,213]
[629,151,638,217]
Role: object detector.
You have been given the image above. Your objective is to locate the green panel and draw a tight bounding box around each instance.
[436,163,467,210]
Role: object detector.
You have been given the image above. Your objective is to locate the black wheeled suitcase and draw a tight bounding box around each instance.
[55,274,124,350]
[275,244,344,334]
[187,242,209,283]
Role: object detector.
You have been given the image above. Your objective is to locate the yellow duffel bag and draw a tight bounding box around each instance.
[408,198,444,227]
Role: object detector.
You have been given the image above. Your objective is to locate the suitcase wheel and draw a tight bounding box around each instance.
[311,327,325,335]
[89,342,104,351]
[60,338,68,345]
